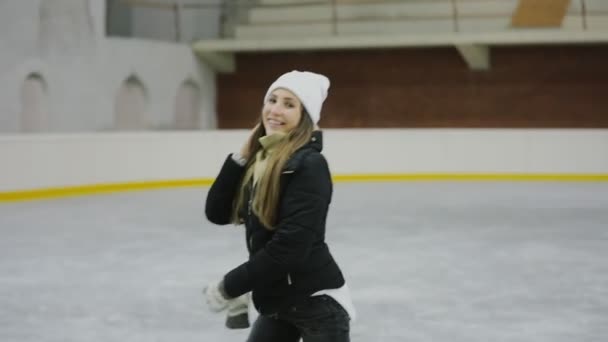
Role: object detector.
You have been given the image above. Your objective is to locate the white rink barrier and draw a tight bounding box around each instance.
[1,129,607,201]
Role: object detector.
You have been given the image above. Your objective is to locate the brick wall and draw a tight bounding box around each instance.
[217,45,608,128]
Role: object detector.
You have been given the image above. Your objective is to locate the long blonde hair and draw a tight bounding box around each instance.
[232,111,314,229]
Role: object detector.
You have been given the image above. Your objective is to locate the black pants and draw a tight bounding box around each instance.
[246,295,350,342]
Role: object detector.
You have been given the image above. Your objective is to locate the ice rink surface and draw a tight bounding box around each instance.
[1,182,607,342]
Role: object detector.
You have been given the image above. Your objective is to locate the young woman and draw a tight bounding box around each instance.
[203,70,355,342]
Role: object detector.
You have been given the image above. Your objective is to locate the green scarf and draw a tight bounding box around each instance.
[252,132,287,185]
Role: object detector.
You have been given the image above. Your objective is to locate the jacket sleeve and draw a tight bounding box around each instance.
[222,152,332,298]
[205,154,246,225]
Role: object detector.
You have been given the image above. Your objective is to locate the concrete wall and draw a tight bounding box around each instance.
[0,0,218,133]
[1,129,607,193]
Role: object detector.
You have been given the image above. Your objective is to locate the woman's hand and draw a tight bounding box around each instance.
[202,280,231,312]
[239,123,261,160]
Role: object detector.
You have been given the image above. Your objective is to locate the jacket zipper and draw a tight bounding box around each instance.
[248,182,253,217]
[248,181,291,285]
[247,182,253,249]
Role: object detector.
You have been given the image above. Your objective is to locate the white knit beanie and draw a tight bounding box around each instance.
[264,70,330,125]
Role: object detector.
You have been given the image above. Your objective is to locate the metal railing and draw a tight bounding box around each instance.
[111,0,605,41]
[111,0,236,41]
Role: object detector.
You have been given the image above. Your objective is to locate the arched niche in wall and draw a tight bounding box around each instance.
[114,75,148,130]
[174,79,201,130]
[20,73,50,133]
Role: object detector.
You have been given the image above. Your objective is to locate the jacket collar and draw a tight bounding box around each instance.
[283,130,323,171]
[308,130,323,152]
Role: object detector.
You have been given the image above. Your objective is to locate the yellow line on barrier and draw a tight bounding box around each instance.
[332,173,608,182]
[0,179,215,202]
[1,174,607,202]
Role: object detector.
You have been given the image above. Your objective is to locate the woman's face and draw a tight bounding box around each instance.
[262,88,302,135]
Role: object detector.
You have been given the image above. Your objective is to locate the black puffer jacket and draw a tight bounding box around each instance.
[205,131,345,315]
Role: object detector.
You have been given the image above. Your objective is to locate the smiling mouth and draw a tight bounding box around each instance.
[267,119,284,127]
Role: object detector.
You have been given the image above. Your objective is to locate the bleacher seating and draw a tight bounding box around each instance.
[192,0,608,72]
